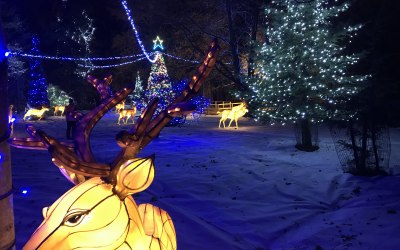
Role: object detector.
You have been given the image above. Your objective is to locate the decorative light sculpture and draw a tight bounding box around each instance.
[219,102,248,129]
[9,39,220,249]
[153,36,164,50]
[117,106,137,125]
[23,107,49,120]
[53,105,65,116]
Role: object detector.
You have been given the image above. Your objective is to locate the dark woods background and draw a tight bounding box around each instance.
[1,0,399,125]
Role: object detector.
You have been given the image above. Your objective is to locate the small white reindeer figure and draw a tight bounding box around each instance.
[218,103,248,129]
[118,107,137,125]
[9,39,221,250]
[23,107,50,120]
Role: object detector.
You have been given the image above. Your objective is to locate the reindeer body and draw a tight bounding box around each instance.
[118,107,137,125]
[54,105,65,116]
[23,107,49,120]
[219,103,248,129]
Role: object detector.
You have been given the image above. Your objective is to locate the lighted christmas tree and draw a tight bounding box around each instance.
[141,36,175,115]
[243,0,367,150]
[27,36,50,109]
[130,71,144,108]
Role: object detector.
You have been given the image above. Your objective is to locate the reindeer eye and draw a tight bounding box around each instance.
[63,210,88,227]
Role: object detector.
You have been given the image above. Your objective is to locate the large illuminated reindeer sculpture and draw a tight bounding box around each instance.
[9,39,220,249]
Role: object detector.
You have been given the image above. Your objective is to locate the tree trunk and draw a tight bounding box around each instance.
[359,117,368,172]
[0,22,16,250]
[225,0,243,89]
[295,118,318,151]
[349,120,360,170]
[369,119,381,171]
[247,5,259,77]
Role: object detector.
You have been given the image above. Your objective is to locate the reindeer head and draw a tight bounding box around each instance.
[10,39,220,250]
[23,157,157,249]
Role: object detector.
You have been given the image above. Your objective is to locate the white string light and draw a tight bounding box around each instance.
[120,0,157,63]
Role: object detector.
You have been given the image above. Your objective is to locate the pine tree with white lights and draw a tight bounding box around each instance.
[27,36,49,109]
[47,84,72,106]
[130,71,144,108]
[244,0,367,151]
[142,37,175,115]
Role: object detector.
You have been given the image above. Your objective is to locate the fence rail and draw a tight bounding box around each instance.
[204,101,243,115]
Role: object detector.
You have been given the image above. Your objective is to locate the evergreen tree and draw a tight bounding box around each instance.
[130,71,144,108]
[141,38,175,115]
[47,84,73,107]
[27,36,49,109]
[1,1,30,111]
[243,0,367,150]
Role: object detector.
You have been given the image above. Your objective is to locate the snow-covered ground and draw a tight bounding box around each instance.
[10,113,400,249]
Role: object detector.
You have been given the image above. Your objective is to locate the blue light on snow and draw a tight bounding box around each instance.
[21,189,29,195]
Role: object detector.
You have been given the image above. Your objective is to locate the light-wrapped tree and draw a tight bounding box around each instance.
[243,0,367,151]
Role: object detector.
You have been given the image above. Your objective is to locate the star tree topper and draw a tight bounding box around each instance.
[153,36,164,50]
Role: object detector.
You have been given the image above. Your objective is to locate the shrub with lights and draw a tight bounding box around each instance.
[172,79,210,125]
[47,84,73,107]
[27,35,50,109]
[242,0,368,151]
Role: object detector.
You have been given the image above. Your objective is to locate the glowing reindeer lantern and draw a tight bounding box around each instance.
[9,39,220,249]
[53,105,65,116]
[219,102,248,129]
[23,107,50,120]
[115,100,126,113]
[118,106,137,125]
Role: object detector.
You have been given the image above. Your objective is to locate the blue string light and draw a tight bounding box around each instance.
[78,56,147,68]
[161,52,200,64]
[120,0,157,63]
[21,188,30,195]
[8,51,145,62]
[3,1,204,67]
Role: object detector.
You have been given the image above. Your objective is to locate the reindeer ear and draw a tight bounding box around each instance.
[113,155,155,199]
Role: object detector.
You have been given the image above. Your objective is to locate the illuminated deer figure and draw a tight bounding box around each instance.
[53,105,65,116]
[115,100,126,113]
[23,107,50,120]
[118,106,137,125]
[218,103,248,129]
[9,39,220,250]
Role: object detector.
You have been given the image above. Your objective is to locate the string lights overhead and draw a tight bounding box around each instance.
[7,51,145,62]
[78,56,147,69]
[3,0,203,67]
[120,0,157,63]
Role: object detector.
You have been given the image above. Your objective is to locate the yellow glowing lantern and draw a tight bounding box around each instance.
[53,105,65,116]
[23,107,50,120]
[219,102,248,129]
[9,39,221,250]
[117,106,137,125]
